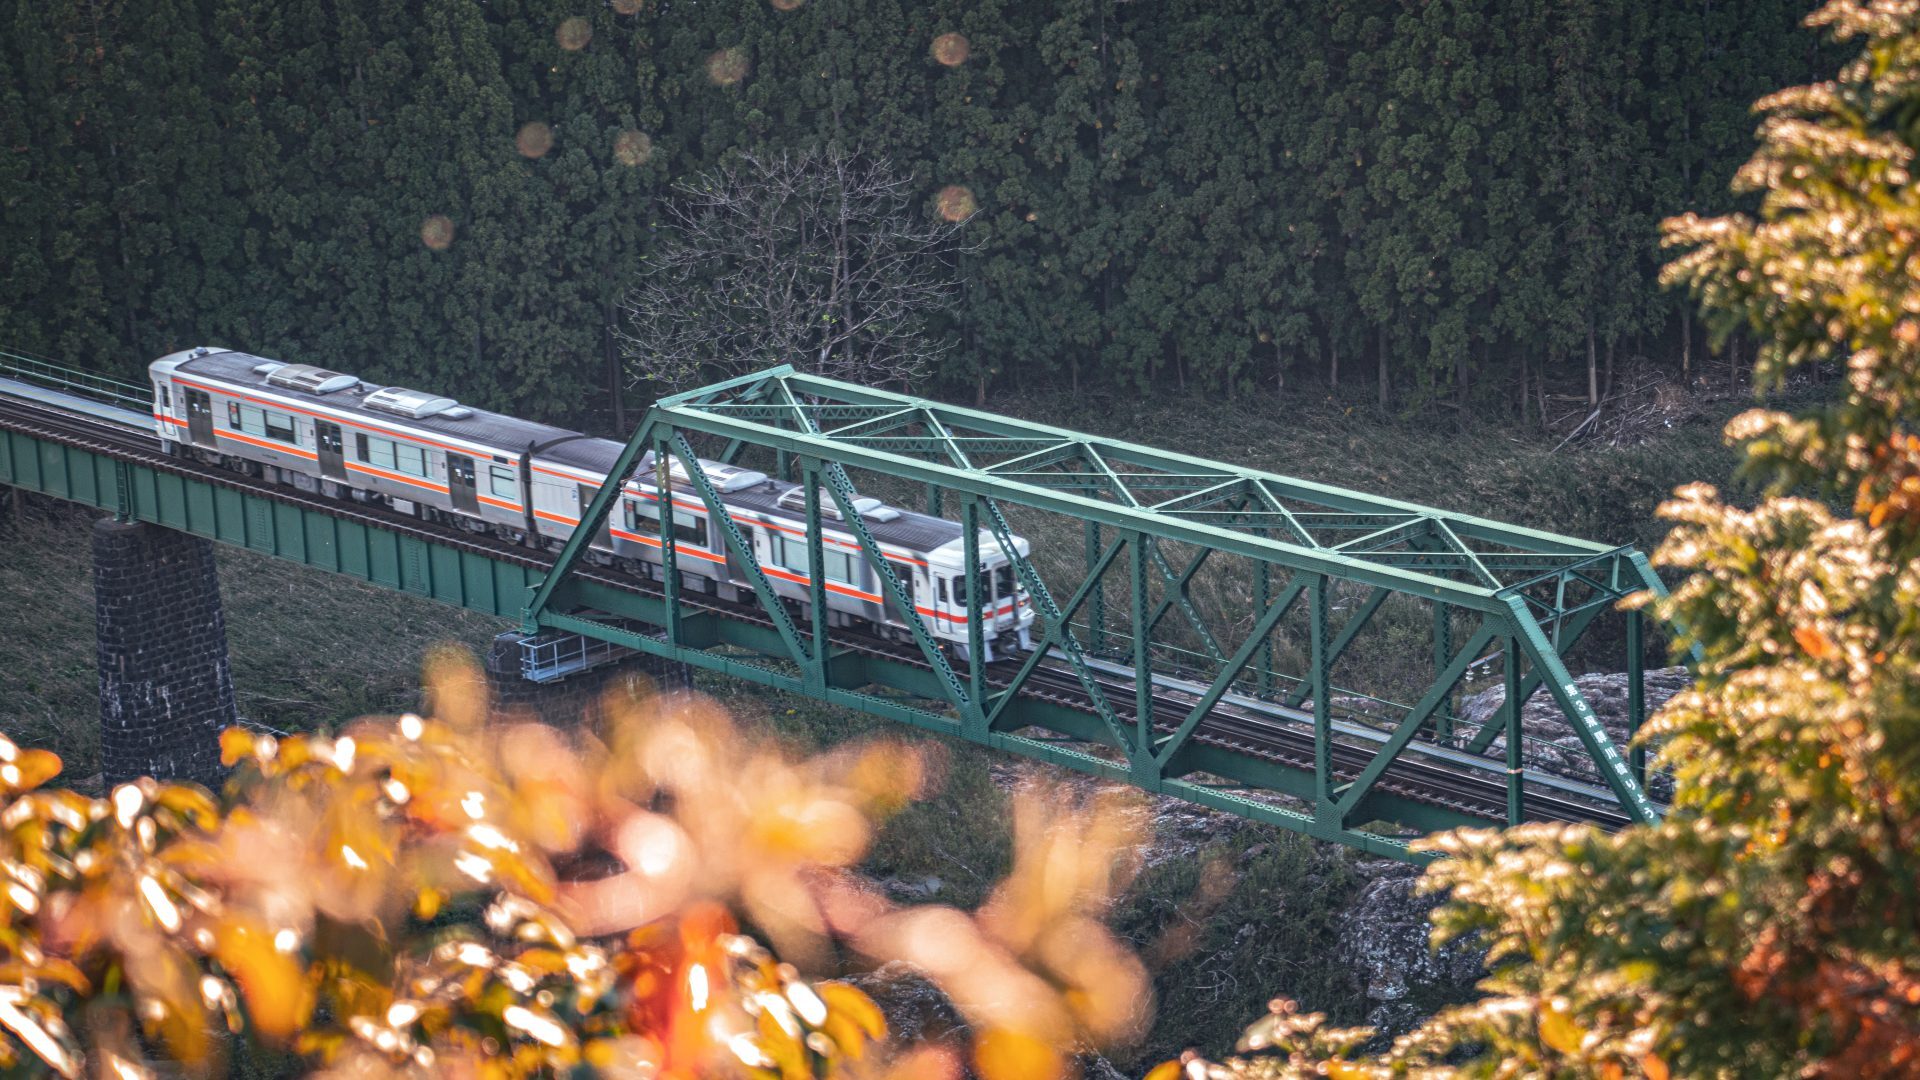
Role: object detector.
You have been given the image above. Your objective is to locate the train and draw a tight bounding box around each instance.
[148,347,1035,662]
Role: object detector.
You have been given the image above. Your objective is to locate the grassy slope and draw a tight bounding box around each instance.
[0,385,1753,1063]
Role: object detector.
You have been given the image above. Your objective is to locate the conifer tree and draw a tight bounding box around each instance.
[1178,5,1920,1073]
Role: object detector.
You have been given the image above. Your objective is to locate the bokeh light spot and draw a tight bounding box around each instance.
[614,130,654,167]
[420,215,455,251]
[707,47,749,86]
[771,0,805,9]
[556,17,592,51]
[611,0,642,13]
[516,121,555,158]
[936,185,977,222]
[932,32,971,67]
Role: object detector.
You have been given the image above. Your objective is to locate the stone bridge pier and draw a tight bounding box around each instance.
[92,518,233,788]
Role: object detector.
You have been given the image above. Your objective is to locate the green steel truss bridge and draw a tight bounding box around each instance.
[0,355,1675,861]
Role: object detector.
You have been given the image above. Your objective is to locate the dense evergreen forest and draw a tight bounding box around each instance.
[0,0,1823,424]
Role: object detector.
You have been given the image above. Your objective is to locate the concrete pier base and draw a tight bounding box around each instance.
[93,519,234,788]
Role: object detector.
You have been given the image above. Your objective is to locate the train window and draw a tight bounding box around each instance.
[632,501,707,547]
[263,410,297,444]
[395,443,428,477]
[768,532,812,575]
[995,566,1016,596]
[823,549,856,584]
[228,402,240,426]
[939,578,950,604]
[489,466,517,499]
[157,385,170,409]
[360,434,397,471]
[234,404,268,437]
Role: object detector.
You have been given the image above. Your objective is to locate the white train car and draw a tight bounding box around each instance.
[149,347,1035,660]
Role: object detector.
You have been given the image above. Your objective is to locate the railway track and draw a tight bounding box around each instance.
[0,393,1637,832]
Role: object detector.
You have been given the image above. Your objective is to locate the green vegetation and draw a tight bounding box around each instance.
[1,0,1820,418]
[1185,3,1920,1074]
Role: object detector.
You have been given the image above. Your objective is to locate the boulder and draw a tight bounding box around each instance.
[1453,666,1691,799]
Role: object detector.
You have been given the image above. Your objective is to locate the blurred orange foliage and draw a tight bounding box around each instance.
[0,646,1155,1078]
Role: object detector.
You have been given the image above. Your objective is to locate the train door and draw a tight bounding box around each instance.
[577,484,612,547]
[184,389,216,448]
[883,560,916,627]
[934,574,959,635]
[314,420,347,482]
[447,453,479,514]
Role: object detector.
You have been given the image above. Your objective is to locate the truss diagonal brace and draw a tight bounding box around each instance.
[819,459,982,729]
[1501,595,1660,824]
[1335,622,1498,823]
[1142,538,1228,668]
[1462,597,1609,754]
[522,416,655,631]
[1149,574,1309,773]
[1285,586,1391,708]
[987,538,1129,738]
[672,433,814,667]
[981,501,1132,751]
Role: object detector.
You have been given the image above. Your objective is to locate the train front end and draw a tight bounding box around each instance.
[926,531,1036,663]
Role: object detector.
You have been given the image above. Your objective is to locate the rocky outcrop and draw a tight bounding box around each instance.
[1334,861,1484,1035]
[1452,666,1691,798]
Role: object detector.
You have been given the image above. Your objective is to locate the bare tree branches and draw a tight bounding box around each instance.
[618,147,973,394]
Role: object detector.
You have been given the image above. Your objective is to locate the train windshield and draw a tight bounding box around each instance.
[952,564,1022,609]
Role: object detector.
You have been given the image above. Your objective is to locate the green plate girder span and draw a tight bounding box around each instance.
[0,430,540,619]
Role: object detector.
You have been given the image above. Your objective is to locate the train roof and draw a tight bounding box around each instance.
[164,349,591,460]
[541,436,626,475]
[157,348,982,557]
[724,475,965,554]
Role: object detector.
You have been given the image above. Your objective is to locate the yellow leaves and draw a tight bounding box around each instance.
[1640,1052,1672,1080]
[219,727,255,767]
[422,644,489,729]
[212,916,313,1039]
[1538,998,1586,1055]
[1142,1062,1184,1080]
[839,740,928,817]
[972,1026,1068,1080]
[0,749,62,794]
[0,656,1162,1080]
[0,997,80,1078]
[844,781,1152,1077]
[817,980,887,1046]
